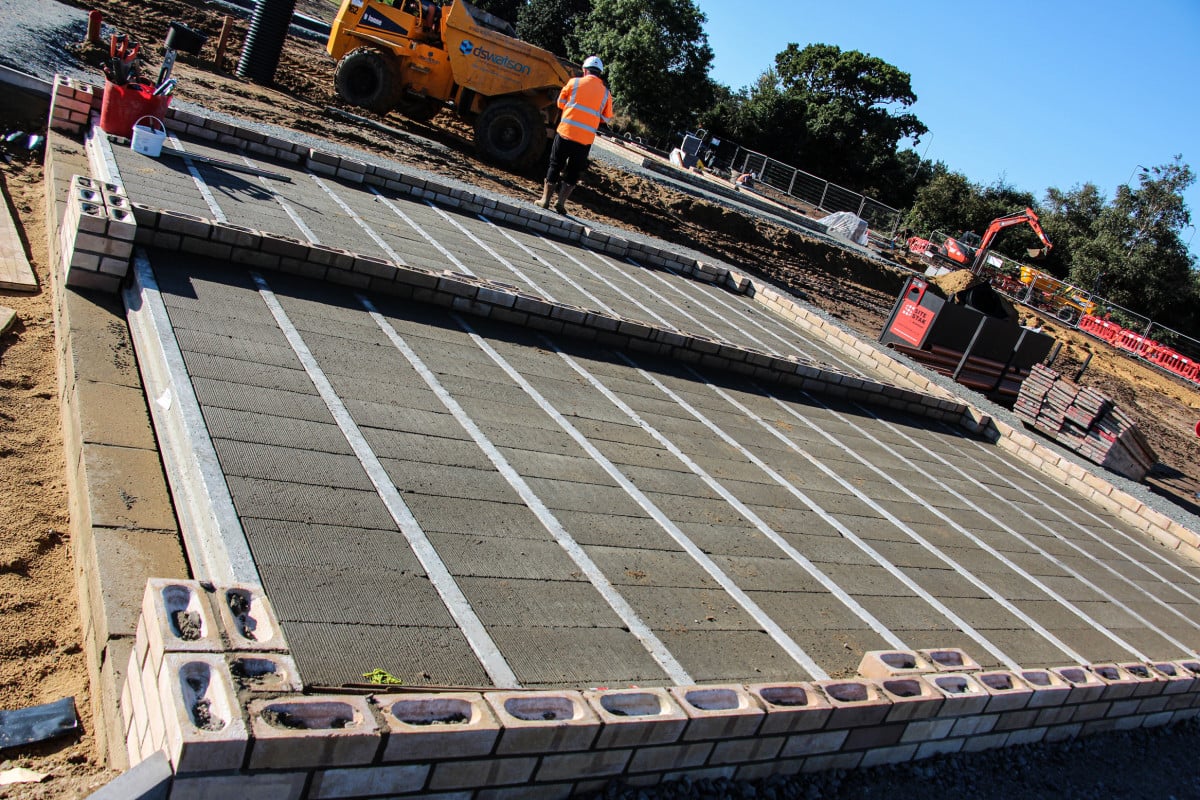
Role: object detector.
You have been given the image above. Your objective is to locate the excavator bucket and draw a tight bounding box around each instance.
[1027,247,1050,260]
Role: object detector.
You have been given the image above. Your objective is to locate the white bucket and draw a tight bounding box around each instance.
[131,116,166,158]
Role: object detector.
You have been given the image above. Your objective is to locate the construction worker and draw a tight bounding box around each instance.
[537,55,613,214]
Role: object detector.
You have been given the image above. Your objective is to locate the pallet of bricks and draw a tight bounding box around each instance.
[1015,364,1157,481]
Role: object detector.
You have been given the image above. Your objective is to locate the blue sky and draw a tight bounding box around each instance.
[694,0,1200,259]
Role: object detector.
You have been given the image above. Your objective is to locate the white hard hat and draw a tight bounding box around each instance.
[582,55,604,73]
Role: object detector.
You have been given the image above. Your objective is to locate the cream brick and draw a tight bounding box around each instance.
[1050,666,1107,704]
[248,695,381,770]
[309,764,430,798]
[815,679,892,728]
[209,584,287,652]
[584,688,687,749]
[927,673,990,716]
[1089,664,1140,700]
[878,676,944,722]
[157,652,247,773]
[1019,669,1072,708]
[779,728,848,758]
[976,670,1034,712]
[141,580,221,679]
[668,685,765,741]
[857,650,933,680]
[535,748,631,782]
[486,691,599,755]
[746,683,832,735]
[226,653,303,694]
[378,692,499,762]
[428,756,537,791]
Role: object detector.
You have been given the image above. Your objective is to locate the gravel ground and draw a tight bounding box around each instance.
[584,718,1200,799]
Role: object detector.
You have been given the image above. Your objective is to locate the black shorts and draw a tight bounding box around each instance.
[546,135,592,185]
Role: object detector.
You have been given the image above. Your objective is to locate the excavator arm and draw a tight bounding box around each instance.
[971,207,1053,272]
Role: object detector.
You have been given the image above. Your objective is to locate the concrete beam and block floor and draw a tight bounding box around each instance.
[94,111,1200,695]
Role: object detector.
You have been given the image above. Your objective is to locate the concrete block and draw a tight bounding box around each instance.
[1051,666,1107,704]
[248,695,381,770]
[428,756,538,791]
[209,584,286,652]
[962,732,1010,753]
[927,673,990,716]
[668,685,765,741]
[918,648,981,672]
[746,683,832,735]
[900,717,955,743]
[486,691,600,755]
[976,671,1033,712]
[583,688,687,749]
[227,652,303,694]
[378,692,499,762]
[877,676,944,722]
[627,741,713,773]
[1019,669,1072,708]
[167,771,308,800]
[814,680,892,728]
[536,748,632,782]
[857,650,933,680]
[156,210,212,238]
[210,222,263,250]
[1089,663,1140,700]
[309,764,430,798]
[708,735,785,765]
[141,580,221,678]
[157,652,248,773]
[1043,722,1082,742]
[915,737,964,760]
[950,714,996,737]
[801,751,863,773]
[779,728,848,758]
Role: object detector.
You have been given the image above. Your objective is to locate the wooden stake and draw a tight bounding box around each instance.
[214,15,234,71]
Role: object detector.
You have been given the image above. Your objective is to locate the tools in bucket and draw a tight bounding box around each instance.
[104,33,141,85]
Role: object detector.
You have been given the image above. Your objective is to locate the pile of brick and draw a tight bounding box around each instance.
[1015,364,1157,481]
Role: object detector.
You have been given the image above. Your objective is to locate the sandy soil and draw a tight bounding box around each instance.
[0,100,119,796]
[0,0,1197,795]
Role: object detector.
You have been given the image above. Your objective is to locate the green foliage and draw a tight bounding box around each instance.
[516,0,591,56]
[699,44,926,204]
[1058,157,1197,324]
[573,0,714,133]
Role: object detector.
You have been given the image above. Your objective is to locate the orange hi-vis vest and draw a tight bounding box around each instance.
[556,74,613,146]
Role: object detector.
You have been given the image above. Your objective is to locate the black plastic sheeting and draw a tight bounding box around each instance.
[0,697,79,751]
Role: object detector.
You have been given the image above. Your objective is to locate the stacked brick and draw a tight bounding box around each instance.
[59,174,137,292]
[50,74,97,135]
[1016,364,1157,482]
[122,592,1200,799]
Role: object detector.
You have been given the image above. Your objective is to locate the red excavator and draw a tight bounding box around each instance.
[938,207,1053,274]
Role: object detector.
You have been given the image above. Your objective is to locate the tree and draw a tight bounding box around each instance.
[517,0,592,56]
[1061,157,1196,323]
[573,0,714,134]
[770,44,927,190]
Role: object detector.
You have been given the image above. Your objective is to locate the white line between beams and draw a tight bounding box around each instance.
[589,249,729,340]
[359,294,692,685]
[251,272,519,688]
[368,187,472,275]
[648,261,865,375]
[761,383,1128,663]
[237,154,319,243]
[449,313,828,680]
[938,422,1200,595]
[530,236,674,328]
[801,393,1156,660]
[865,410,1200,648]
[669,364,1020,668]
[311,175,405,264]
[474,217,618,317]
[568,348,906,650]
[423,201,551,296]
[164,133,227,222]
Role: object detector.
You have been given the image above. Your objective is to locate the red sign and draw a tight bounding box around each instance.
[891,298,934,346]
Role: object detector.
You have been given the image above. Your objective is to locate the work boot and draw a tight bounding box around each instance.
[555,182,574,214]
[535,181,553,209]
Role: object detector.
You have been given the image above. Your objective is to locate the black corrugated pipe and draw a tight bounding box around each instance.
[236,0,298,84]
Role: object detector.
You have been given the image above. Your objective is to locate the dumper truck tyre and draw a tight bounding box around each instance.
[396,95,443,122]
[335,47,401,114]
[474,98,545,169]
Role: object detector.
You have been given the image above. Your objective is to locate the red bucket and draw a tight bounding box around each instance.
[99,81,171,138]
